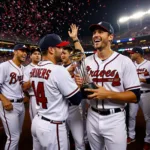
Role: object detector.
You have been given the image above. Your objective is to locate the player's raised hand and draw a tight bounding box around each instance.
[68,24,79,40]
[2,98,13,111]
[74,74,83,88]
[85,84,110,100]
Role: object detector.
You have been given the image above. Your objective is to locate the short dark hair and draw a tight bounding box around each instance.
[63,46,73,53]
[41,50,48,56]
[30,48,41,55]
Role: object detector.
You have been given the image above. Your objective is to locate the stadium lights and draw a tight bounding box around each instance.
[0,48,13,52]
[116,40,121,43]
[119,9,150,23]
[119,17,129,23]
[131,11,145,19]
[118,46,149,52]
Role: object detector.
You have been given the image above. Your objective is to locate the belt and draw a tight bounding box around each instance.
[140,90,150,94]
[38,115,65,124]
[10,98,23,103]
[91,107,123,116]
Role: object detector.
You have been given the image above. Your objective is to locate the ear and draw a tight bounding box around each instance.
[108,34,114,41]
[13,50,17,55]
[48,47,54,54]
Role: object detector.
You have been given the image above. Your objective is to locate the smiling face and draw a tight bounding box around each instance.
[14,49,27,63]
[92,29,113,50]
[61,49,71,64]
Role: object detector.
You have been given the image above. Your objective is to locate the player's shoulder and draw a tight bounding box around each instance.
[53,64,67,73]
[0,60,10,67]
[145,59,150,64]
[85,53,95,60]
[24,63,35,69]
[116,51,133,63]
[37,61,65,72]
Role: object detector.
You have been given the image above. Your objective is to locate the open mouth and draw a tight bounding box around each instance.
[93,39,101,43]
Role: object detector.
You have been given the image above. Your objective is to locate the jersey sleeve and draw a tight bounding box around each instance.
[0,63,7,85]
[23,66,30,82]
[53,66,79,98]
[123,58,141,91]
[146,61,150,77]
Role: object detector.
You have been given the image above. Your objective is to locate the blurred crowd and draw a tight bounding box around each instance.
[0,0,102,44]
[116,25,150,40]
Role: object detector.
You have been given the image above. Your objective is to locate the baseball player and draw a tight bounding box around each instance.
[75,21,141,150]
[61,46,85,150]
[23,48,41,120]
[0,44,28,150]
[127,47,150,150]
[30,33,83,150]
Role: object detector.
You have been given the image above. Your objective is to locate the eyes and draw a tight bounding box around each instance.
[93,30,105,35]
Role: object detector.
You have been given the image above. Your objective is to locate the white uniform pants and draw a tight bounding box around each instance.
[32,115,69,150]
[67,105,85,150]
[128,92,150,143]
[0,102,25,150]
[87,108,127,150]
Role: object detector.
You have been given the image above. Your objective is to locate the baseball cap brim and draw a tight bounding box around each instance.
[89,24,110,33]
[126,50,134,54]
[56,41,70,47]
[15,47,29,51]
[19,47,29,51]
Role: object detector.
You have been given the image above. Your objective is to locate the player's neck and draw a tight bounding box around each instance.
[97,48,114,61]
[136,57,144,64]
[63,61,71,66]
[32,61,39,65]
[12,58,22,67]
[42,56,56,64]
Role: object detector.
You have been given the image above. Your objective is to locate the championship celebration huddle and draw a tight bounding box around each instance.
[0,0,150,150]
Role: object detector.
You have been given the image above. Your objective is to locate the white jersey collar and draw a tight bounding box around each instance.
[38,60,53,65]
[9,60,23,69]
[94,51,118,63]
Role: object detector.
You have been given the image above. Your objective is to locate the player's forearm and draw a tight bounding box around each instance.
[22,81,31,91]
[73,38,85,54]
[0,94,9,102]
[106,90,138,103]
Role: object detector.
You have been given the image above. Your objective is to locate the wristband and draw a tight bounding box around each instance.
[73,40,79,44]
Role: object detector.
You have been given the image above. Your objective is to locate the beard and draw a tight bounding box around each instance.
[93,39,109,51]
[55,54,62,64]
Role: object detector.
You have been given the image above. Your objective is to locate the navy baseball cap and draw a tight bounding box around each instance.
[30,48,41,55]
[129,47,144,55]
[14,44,29,51]
[89,21,114,34]
[39,34,70,51]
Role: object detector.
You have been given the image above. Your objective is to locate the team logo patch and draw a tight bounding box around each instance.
[86,66,121,86]
[137,68,150,76]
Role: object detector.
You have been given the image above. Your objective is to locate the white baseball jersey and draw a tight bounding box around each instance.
[24,63,40,120]
[128,59,150,143]
[0,60,25,150]
[30,60,79,121]
[23,63,37,95]
[85,51,141,109]
[134,59,150,90]
[0,60,24,99]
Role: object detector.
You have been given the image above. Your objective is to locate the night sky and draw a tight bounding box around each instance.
[0,0,150,43]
